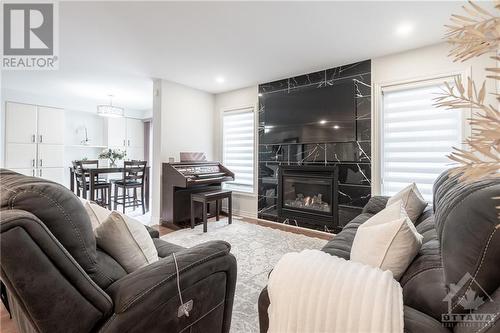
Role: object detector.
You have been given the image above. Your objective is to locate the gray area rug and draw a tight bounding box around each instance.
[161,218,328,333]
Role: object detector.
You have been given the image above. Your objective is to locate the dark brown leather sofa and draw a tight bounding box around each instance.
[259,171,500,333]
[0,169,237,333]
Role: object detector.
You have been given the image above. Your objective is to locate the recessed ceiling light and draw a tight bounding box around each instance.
[395,23,414,37]
[215,76,225,84]
[319,120,327,125]
[258,93,263,97]
[333,125,340,130]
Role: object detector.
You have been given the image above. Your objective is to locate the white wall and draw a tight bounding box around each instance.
[371,42,496,194]
[150,79,215,223]
[160,80,215,162]
[214,86,259,218]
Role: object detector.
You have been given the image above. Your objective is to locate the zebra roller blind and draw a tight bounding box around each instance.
[223,108,255,193]
[381,79,463,202]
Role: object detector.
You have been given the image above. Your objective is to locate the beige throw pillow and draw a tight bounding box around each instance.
[350,201,423,280]
[78,197,111,230]
[95,211,158,273]
[386,183,427,223]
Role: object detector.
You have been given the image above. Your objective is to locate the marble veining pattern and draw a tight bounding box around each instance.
[258,60,372,230]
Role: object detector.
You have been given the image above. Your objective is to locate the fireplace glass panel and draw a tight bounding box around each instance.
[283,177,332,213]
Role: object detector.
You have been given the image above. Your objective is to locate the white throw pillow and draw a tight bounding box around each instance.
[79,197,111,230]
[350,201,423,280]
[386,183,427,223]
[95,211,159,273]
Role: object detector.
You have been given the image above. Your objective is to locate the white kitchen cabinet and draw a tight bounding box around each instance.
[106,117,145,160]
[107,117,127,148]
[5,102,66,187]
[126,118,144,148]
[38,145,65,168]
[38,107,65,144]
[38,167,65,184]
[5,143,37,169]
[126,147,145,161]
[5,102,37,144]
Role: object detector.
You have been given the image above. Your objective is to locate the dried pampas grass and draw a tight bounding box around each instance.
[435,1,499,183]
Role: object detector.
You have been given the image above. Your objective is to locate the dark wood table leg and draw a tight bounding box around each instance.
[190,197,195,229]
[145,171,150,212]
[90,170,96,201]
[215,200,220,221]
[228,194,232,225]
[70,167,75,193]
[202,201,208,233]
[107,185,112,210]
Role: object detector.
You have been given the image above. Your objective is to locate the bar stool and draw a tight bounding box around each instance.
[73,160,112,209]
[112,160,147,214]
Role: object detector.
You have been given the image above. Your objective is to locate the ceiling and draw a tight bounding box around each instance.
[2,1,475,110]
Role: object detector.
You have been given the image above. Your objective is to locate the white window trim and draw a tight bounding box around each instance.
[372,69,472,195]
[220,105,257,196]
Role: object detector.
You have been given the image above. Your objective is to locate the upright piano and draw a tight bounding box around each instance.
[161,162,234,228]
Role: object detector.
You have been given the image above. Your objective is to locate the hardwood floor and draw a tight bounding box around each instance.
[1,303,16,333]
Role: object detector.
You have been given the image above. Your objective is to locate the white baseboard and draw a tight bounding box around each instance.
[232,209,257,219]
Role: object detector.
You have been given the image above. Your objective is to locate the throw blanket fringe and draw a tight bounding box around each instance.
[267,250,403,333]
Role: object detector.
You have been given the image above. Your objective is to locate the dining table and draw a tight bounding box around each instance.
[69,166,150,212]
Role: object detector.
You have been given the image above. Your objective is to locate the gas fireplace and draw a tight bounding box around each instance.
[278,166,338,231]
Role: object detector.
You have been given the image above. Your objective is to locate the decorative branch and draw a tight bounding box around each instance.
[434,1,500,183]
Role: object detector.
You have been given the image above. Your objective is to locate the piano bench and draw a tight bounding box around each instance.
[190,190,232,232]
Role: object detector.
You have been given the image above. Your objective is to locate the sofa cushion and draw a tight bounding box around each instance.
[95,249,128,289]
[351,201,423,280]
[95,211,159,273]
[361,196,389,215]
[81,199,110,230]
[321,212,373,259]
[0,169,106,286]
[387,183,427,223]
[433,172,500,314]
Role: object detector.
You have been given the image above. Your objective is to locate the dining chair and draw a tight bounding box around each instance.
[112,160,147,214]
[72,160,112,209]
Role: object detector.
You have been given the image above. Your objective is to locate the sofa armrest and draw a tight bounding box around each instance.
[1,209,113,332]
[103,241,237,333]
[361,195,389,215]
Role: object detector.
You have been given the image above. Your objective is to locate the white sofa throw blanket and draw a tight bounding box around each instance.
[267,250,404,333]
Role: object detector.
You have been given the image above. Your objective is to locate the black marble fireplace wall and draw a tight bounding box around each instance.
[257,60,372,232]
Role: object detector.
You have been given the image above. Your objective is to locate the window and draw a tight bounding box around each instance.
[381,79,463,202]
[222,108,255,193]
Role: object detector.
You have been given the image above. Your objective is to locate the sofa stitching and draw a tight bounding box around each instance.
[7,187,97,266]
[475,311,499,333]
[451,227,497,312]
[378,219,406,269]
[120,248,228,312]
[402,267,444,289]
[1,216,113,311]
[439,184,497,306]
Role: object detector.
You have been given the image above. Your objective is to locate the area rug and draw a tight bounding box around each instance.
[161,218,328,333]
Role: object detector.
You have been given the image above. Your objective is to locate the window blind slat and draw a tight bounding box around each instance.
[223,109,254,193]
[382,81,462,202]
